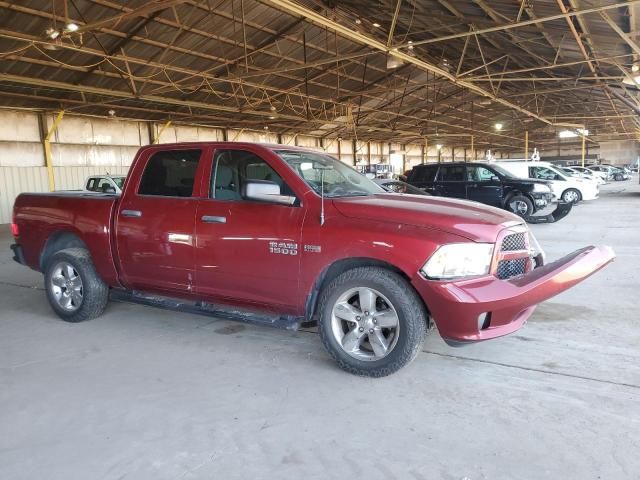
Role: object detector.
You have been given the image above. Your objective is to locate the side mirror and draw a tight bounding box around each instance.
[490,176,500,183]
[244,180,296,206]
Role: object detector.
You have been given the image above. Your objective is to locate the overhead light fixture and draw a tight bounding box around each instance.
[372,22,381,28]
[632,64,640,73]
[495,123,503,131]
[108,109,116,117]
[65,22,79,32]
[436,144,443,150]
[45,28,60,40]
[355,19,362,25]
[622,74,640,86]
[559,128,589,138]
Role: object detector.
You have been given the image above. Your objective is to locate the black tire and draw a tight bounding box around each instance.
[561,188,582,204]
[615,174,623,181]
[506,194,534,217]
[44,248,108,322]
[317,267,428,377]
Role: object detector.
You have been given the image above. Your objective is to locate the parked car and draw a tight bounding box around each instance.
[497,161,599,204]
[586,165,616,182]
[405,162,565,220]
[560,167,605,185]
[567,166,607,184]
[10,142,615,377]
[85,175,126,194]
[374,179,430,195]
[605,166,631,181]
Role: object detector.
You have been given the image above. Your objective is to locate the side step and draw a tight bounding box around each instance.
[110,289,304,331]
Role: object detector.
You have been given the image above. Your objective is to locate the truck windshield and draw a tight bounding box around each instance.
[112,177,125,189]
[276,150,384,198]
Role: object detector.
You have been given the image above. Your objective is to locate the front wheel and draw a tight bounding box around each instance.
[44,248,109,322]
[562,188,581,204]
[318,267,428,377]
[507,195,534,217]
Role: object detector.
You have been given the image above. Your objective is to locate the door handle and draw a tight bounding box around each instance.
[121,209,142,218]
[201,215,227,224]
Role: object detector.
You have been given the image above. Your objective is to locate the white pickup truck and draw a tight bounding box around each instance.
[84,175,126,194]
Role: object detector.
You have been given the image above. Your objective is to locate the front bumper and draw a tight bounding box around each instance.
[413,245,615,344]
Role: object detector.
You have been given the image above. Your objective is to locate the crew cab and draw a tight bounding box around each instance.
[11,142,615,377]
[405,162,558,219]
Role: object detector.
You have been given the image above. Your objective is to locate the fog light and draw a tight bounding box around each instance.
[477,312,491,330]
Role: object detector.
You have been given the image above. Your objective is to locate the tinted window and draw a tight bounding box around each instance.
[467,166,496,182]
[410,165,438,183]
[139,150,201,197]
[437,165,466,182]
[86,178,97,191]
[212,149,294,201]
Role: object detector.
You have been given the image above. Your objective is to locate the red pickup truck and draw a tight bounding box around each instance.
[11,142,615,376]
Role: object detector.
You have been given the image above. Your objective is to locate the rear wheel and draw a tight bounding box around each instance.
[615,173,623,181]
[507,195,534,217]
[44,248,108,322]
[318,267,427,377]
[562,188,581,204]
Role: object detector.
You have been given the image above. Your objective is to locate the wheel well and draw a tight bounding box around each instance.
[304,257,424,321]
[503,190,525,207]
[40,231,88,271]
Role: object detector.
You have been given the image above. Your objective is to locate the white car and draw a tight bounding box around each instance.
[85,175,125,194]
[496,161,599,203]
[563,166,606,185]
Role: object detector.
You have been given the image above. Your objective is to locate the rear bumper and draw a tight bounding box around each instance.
[413,245,615,344]
[10,243,27,266]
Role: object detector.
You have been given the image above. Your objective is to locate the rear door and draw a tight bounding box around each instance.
[194,147,305,310]
[435,165,467,198]
[465,165,503,207]
[115,147,206,294]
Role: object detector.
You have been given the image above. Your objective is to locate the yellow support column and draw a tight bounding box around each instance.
[470,135,474,161]
[44,110,65,192]
[525,130,529,160]
[581,133,586,168]
[153,120,173,144]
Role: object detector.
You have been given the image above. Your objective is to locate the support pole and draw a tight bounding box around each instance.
[153,120,173,144]
[471,135,475,160]
[525,130,529,159]
[581,133,586,168]
[43,110,65,192]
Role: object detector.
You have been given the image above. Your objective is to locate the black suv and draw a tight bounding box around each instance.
[406,162,554,218]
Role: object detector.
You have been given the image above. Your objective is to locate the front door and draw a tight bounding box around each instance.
[115,147,205,294]
[195,148,305,311]
[465,165,503,208]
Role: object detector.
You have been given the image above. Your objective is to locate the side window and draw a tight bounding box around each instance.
[138,149,201,197]
[531,166,562,181]
[467,166,496,182]
[211,149,294,201]
[411,166,437,183]
[437,166,466,182]
[86,178,97,191]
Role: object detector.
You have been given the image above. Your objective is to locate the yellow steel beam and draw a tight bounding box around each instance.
[44,110,65,191]
[152,120,172,144]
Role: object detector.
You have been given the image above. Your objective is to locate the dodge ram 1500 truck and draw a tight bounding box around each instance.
[11,142,615,377]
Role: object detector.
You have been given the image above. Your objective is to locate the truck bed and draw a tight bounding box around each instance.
[13,191,121,285]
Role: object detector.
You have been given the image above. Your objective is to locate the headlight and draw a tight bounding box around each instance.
[421,243,494,279]
[533,183,551,193]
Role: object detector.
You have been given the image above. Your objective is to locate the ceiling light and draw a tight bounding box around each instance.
[632,64,640,73]
[408,40,413,44]
[495,123,503,131]
[408,45,414,50]
[436,144,443,150]
[45,28,60,40]
[65,22,79,32]
[355,19,362,25]
[268,115,276,120]
[622,74,640,86]
[372,22,381,28]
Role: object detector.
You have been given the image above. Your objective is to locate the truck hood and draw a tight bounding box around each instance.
[332,194,523,242]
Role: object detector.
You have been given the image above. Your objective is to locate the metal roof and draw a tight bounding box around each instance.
[0,0,638,151]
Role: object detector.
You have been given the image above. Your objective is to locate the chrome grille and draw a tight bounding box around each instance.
[497,258,528,280]
[501,233,527,251]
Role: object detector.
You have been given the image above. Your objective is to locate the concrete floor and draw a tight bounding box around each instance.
[1,180,639,480]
